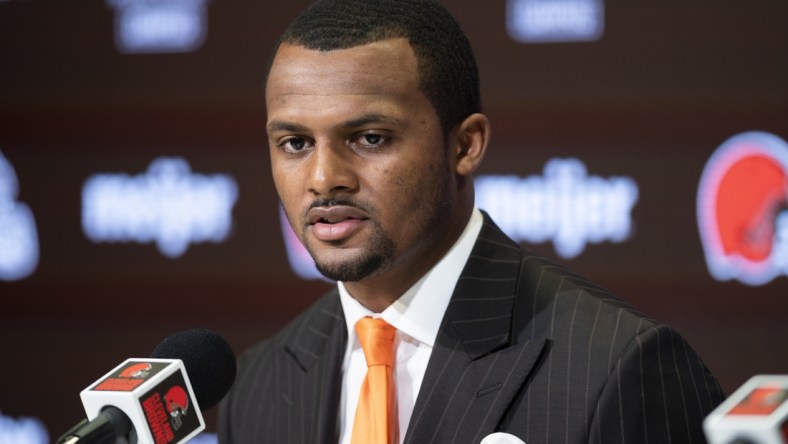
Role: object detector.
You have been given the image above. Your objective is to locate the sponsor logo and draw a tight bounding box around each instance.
[476,158,638,259]
[697,131,788,286]
[0,412,48,444]
[0,151,39,281]
[82,157,238,258]
[507,0,604,43]
[106,0,210,54]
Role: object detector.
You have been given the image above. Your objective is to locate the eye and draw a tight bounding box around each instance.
[353,133,390,150]
[362,134,383,145]
[279,137,311,153]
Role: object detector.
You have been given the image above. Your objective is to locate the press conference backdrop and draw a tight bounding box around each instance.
[1,0,786,440]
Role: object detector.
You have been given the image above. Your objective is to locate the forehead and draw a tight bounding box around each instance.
[265,39,423,114]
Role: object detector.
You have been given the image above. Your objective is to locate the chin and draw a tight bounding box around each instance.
[314,253,386,282]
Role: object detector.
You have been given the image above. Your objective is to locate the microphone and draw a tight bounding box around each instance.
[57,328,237,444]
[704,375,788,444]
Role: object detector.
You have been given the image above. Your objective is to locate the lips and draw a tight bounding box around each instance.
[307,205,369,242]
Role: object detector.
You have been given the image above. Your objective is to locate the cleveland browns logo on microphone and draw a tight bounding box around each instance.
[140,371,200,444]
[697,131,788,285]
[120,362,153,379]
[93,361,164,391]
[164,386,189,431]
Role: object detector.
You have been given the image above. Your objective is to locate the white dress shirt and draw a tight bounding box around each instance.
[337,208,484,444]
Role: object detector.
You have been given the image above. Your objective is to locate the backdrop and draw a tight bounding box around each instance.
[1,0,786,440]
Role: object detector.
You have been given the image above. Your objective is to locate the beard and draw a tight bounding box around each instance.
[311,221,396,282]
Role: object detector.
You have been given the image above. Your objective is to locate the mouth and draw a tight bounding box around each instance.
[307,205,369,242]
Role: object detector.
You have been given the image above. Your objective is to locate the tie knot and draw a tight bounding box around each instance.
[355,317,396,368]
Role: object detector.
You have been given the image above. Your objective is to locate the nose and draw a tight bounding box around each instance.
[307,142,358,196]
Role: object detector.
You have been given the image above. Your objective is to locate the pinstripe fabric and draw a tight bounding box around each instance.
[219,295,347,444]
[219,215,724,443]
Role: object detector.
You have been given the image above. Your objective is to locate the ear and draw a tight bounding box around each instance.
[452,113,490,177]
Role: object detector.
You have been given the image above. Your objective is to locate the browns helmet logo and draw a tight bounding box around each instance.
[697,131,788,285]
[119,362,152,379]
[164,385,189,430]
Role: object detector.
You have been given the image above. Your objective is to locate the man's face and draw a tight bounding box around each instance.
[266,39,462,283]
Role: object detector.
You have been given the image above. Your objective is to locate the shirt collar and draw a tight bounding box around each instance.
[338,208,484,347]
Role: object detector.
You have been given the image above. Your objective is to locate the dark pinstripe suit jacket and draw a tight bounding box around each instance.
[219,215,725,443]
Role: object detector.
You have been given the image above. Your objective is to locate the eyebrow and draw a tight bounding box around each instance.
[267,121,308,134]
[267,113,406,134]
[336,113,406,129]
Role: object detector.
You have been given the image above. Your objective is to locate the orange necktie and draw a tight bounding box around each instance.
[351,317,398,444]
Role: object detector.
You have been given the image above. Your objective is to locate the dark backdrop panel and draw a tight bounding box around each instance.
[1,0,786,438]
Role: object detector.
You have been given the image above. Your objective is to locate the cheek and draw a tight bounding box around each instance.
[377,158,447,212]
[373,163,417,197]
[271,165,304,219]
[271,156,301,193]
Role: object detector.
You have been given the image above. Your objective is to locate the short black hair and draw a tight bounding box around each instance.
[270,0,481,134]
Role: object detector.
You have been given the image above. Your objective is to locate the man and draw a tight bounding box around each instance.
[219,0,725,442]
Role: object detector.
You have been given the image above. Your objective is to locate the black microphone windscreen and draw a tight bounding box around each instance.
[151,328,237,411]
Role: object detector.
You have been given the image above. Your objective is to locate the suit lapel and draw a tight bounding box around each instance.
[405,216,547,443]
[281,291,347,444]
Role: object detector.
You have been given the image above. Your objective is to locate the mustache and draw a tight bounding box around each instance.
[302,197,376,224]
[307,198,368,212]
